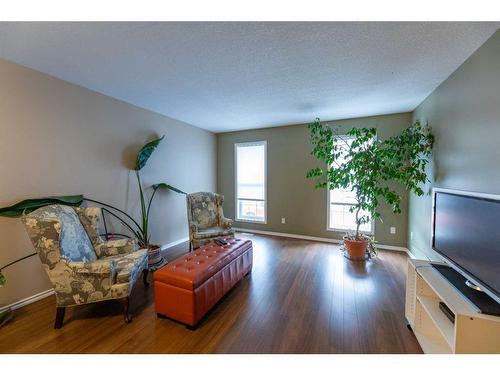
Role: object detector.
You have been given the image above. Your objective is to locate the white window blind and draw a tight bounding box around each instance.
[235,141,267,223]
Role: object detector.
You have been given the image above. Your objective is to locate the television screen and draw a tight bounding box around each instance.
[432,190,500,301]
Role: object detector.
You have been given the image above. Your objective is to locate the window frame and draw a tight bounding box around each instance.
[234,140,267,224]
[326,135,374,234]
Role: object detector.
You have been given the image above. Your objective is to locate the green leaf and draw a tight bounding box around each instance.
[135,135,165,171]
[306,118,434,237]
[0,195,84,217]
[0,271,6,287]
[151,183,186,195]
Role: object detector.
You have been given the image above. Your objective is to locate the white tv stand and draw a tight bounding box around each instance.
[405,259,500,353]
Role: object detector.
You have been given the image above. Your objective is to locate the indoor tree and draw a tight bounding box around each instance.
[306,118,434,259]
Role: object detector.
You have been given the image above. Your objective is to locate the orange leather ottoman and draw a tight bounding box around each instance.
[154,237,252,328]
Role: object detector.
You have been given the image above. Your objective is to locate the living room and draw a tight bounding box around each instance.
[1,1,500,372]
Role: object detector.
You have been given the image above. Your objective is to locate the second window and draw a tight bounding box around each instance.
[235,141,267,223]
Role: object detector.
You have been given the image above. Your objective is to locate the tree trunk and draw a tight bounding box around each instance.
[354,206,362,240]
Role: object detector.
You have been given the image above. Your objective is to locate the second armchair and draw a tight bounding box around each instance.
[186,192,234,250]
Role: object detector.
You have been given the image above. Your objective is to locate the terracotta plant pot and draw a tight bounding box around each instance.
[343,236,369,261]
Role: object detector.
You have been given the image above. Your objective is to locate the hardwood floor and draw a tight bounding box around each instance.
[0,233,422,354]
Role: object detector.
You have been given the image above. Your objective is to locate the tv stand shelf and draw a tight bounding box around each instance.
[405,259,500,354]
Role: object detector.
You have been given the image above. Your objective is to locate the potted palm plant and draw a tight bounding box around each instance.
[0,136,185,272]
[306,118,434,260]
[0,136,183,326]
[67,135,185,268]
[131,135,186,268]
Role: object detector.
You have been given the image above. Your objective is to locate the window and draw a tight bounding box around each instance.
[327,136,373,233]
[235,141,267,223]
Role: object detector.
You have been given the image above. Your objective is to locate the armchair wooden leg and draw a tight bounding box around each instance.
[142,269,150,287]
[119,297,132,324]
[54,306,65,329]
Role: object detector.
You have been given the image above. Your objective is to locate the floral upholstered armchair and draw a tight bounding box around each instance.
[22,205,149,328]
[186,192,234,250]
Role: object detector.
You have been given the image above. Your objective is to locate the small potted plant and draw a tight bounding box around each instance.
[307,119,434,260]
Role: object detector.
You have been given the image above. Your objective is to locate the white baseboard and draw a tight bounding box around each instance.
[376,244,409,252]
[405,248,418,259]
[1,288,55,312]
[235,227,343,244]
[234,227,410,254]
[160,236,189,251]
[405,246,428,260]
[1,236,190,313]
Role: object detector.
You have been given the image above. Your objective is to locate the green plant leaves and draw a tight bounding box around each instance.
[135,135,165,171]
[151,183,186,195]
[0,271,6,287]
[0,195,84,217]
[306,118,434,237]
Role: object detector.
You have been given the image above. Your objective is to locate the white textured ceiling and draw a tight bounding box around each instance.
[0,22,498,132]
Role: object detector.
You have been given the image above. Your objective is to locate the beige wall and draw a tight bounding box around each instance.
[0,59,216,306]
[409,30,500,260]
[217,112,412,247]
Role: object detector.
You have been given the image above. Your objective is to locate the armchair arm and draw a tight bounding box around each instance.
[221,217,233,228]
[94,238,137,258]
[62,259,117,303]
[68,259,116,280]
[190,223,199,233]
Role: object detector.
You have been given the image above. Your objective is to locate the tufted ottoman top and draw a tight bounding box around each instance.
[154,238,252,290]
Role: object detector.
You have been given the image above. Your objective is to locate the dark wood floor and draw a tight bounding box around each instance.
[0,233,422,353]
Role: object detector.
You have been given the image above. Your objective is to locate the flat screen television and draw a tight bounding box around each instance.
[432,188,500,304]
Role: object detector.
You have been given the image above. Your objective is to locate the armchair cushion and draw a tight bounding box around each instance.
[69,259,116,279]
[95,238,137,258]
[193,226,235,240]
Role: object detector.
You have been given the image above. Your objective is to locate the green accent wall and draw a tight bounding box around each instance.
[217,112,412,247]
[409,30,500,260]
